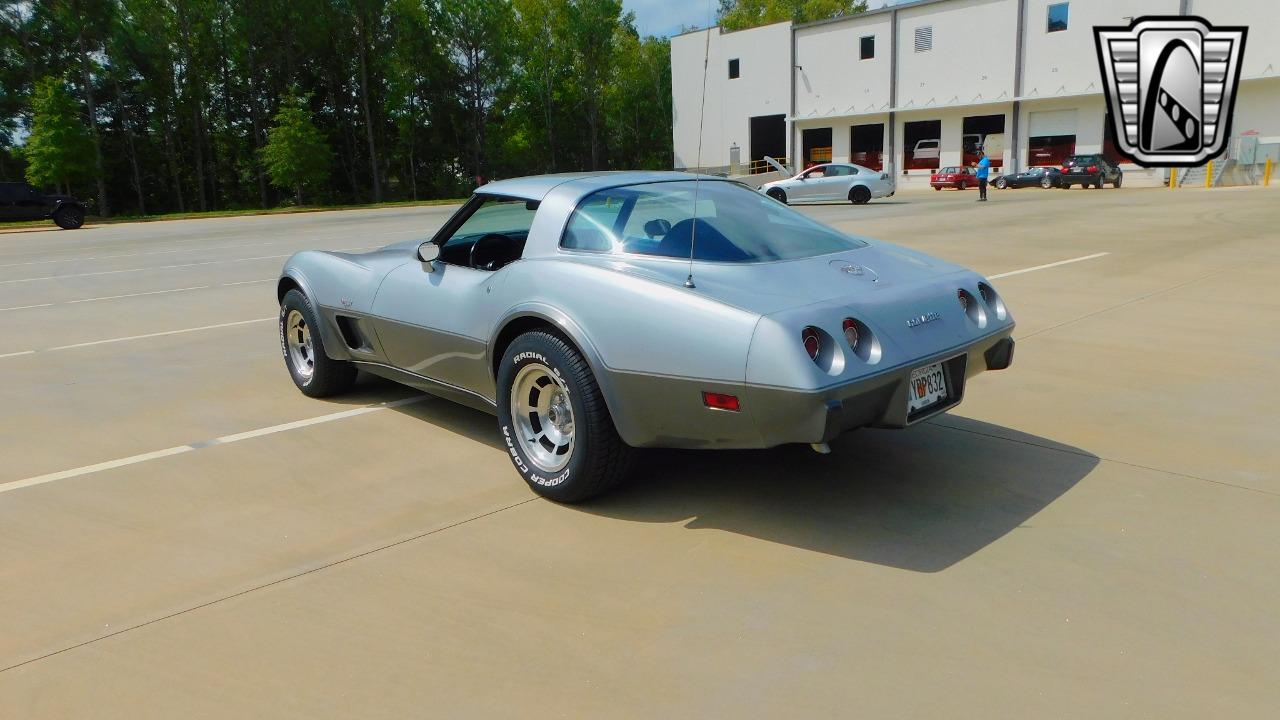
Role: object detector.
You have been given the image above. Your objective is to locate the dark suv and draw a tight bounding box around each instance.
[1059,155,1123,189]
[0,182,89,229]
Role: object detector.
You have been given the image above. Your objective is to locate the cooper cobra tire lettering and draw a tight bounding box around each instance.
[496,330,634,502]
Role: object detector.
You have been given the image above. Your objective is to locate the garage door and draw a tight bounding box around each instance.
[1029,109,1077,137]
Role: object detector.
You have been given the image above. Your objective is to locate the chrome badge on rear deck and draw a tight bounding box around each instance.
[1095,16,1247,167]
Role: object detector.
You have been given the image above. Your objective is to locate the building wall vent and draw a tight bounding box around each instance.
[914,26,933,53]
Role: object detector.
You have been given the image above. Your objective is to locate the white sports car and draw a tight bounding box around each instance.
[760,162,896,205]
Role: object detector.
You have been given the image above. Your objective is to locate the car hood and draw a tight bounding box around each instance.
[582,241,973,316]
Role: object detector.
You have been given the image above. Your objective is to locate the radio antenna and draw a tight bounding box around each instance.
[685,0,713,289]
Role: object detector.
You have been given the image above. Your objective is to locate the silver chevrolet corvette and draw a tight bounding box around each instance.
[277,171,1014,501]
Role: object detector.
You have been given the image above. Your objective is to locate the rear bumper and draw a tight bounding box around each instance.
[1060,172,1104,184]
[746,330,1014,446]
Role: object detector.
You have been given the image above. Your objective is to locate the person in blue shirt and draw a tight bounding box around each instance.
[975,152,991,201]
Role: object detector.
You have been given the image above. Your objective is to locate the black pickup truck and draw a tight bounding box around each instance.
[0,182,89,229]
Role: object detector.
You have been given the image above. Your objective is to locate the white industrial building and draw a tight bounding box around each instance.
[671,0,1280,185]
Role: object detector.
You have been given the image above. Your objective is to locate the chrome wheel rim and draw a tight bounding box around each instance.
[510,362,574,473]
[285,309,315,381]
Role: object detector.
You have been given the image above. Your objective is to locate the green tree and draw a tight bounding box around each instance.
[24,77,95,194]
[718,0,867,31]
[606,26,671,170]
[261,93,331,204]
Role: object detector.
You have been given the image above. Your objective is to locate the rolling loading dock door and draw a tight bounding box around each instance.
[1028,109,1077,167]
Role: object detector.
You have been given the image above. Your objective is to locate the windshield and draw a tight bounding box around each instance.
[561,181,867,263]
[940,167,962,173]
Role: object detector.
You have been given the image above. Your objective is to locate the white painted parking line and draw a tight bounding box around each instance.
[65,286,211,304]
[0,254,291,284]
[989,252,1110,279]
[0,303,55,312]
[0,397,428,494]
[0,316,272,358]
[0,246,380,286]
[45,317,275,351]
[0,280,279,313]
[0,241,273,268]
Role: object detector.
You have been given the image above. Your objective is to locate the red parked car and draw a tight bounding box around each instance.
[930,166,977,190]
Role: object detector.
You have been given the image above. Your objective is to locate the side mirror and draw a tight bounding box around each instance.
[417,242,440,266]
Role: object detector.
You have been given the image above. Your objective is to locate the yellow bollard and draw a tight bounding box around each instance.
[1266,158,1273,187]
[1205,160,1213,188]
[1170,168,1177,188]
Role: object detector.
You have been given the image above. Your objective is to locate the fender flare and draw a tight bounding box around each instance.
[277,267,349,362]
[487,302,626,435]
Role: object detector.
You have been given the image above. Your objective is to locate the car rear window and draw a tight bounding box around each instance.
[1064,155,1098,166]
[940,167,961,173]
[561,181,867,263]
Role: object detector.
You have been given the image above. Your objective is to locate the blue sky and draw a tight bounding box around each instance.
[623,1,903,38]
[623,0,718,38]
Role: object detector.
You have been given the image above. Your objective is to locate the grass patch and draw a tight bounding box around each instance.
[0,197,466,231]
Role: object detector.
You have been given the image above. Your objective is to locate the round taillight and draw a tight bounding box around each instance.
[802,326,821,361]
[979,282,1007,321]
[842,318,859,349]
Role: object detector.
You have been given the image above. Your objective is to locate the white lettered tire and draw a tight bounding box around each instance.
[496,330,634,502]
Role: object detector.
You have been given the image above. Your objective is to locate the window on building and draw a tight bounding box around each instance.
[728,58,740,79]
[860,35,875,60]
[1047,3,1068,33]
[914,26,932,53]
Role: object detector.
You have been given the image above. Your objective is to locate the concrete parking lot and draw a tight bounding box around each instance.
[2,185,1278,717]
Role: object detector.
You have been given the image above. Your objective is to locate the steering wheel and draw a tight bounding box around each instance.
[469,233,519,271]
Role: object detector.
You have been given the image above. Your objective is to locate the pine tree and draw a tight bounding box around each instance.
[24,78,95,195]
[261,94,332,205]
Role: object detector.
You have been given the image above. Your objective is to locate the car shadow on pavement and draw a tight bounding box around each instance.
[574,416,1098,572]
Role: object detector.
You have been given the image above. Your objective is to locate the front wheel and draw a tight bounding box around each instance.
[995,178,1008,190]
[497,330,634,502]
[279,289,357,398]
[766,188,788,205]
[1113,175,1123,188]
[849,186,872,205]
[1040,177,1052,189]
[53,206,85,230]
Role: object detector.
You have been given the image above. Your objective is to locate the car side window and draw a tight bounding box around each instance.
[437,197,537,270]
[562,192,630,252]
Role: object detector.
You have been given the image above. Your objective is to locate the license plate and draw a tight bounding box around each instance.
[907,362,948,413]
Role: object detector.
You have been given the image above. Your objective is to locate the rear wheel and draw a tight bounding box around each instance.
[849,185,872,205]
[957,181,967,190]
[766,187,787,205]
[279,289,357,398]
[497,330,635,502]
[53,206,85,230]
[1040,177,1052,189]
[1113,175,1123,188]
[933,186,941,191]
